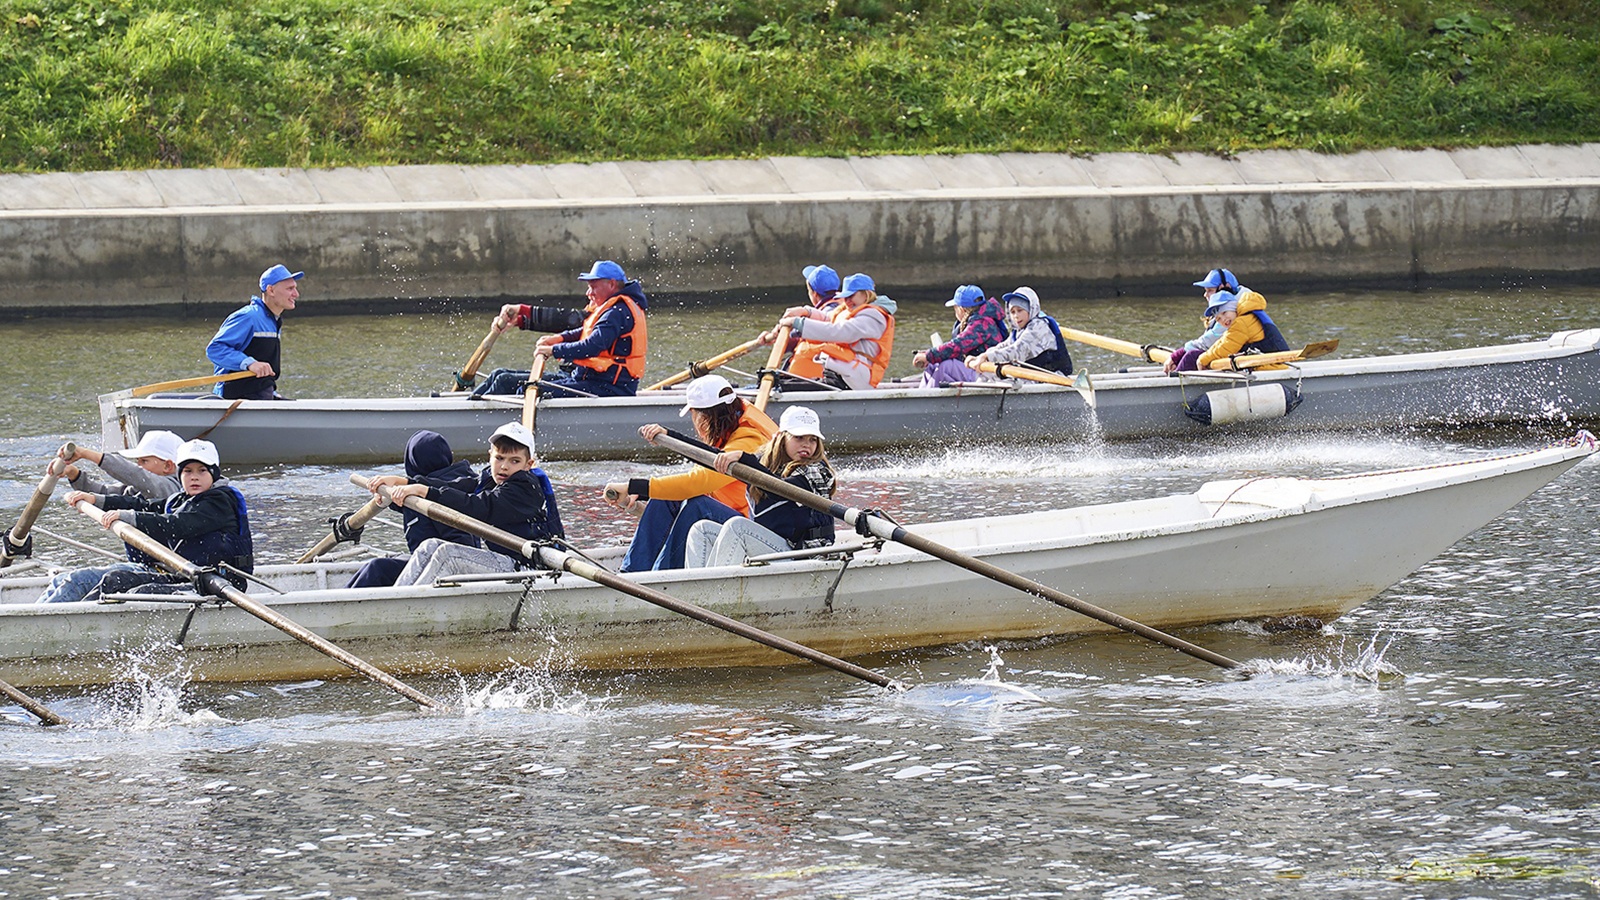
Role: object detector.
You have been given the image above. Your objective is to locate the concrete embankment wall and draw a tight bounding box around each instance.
[1,143,1597,315]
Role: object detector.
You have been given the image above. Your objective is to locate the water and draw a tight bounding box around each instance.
[3,285,1600,897]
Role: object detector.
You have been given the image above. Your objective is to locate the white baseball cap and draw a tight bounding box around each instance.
[679,374,738,417]
[116,430,182,463]
[490,421,537,456]
[174,439,220,469]
[778,406,824,439]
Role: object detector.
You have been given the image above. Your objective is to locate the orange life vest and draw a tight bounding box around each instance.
[571,294,648,381]
[787,301,896,387]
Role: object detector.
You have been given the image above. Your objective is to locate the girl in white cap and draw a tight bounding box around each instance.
[603,374,777,571]
[684,405,837,568]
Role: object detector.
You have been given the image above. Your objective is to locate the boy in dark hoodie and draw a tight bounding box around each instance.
[364,422,563,586]
[38,439,253,603]
[471,259,649,399]
[345,430,483,588]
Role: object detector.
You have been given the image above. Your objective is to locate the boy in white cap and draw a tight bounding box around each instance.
[39,439,253,603]
[365,421,563,586]
[207,263,302,400]
[684,405,837,568]
[57,430,184,500]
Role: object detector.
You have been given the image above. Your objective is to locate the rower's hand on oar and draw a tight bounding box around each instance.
[602,482,643,515]
[535,333,562,351]
[62,490,95,509]
[638,423,667,445]
[97,509,128,530]
[712,450,740,474]
[365,474,409,501]
[757,329,777,345]
[965,353,987,369]
[247,360,275,378]
[496,304,523,331]
[912,350,930,368]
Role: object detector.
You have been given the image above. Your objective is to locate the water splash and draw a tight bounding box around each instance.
[894,645,1045,707]
[454,662,609,717]
[1248,633,1406,685]
[83,650,227,730]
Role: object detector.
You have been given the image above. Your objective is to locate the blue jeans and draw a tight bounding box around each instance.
[471,367,636,399]
[36,562,149,604]
[620,497,741,572]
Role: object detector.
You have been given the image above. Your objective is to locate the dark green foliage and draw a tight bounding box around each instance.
[1,0,1596,171]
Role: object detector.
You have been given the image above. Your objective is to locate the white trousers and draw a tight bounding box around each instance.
[393,538,516,586]
[684,517,791,569]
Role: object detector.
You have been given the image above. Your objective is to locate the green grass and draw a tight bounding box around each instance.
[2,0,1598,173]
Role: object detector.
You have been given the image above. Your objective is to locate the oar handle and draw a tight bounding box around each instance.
[653,433,1244,671]
[351,474,901,689]
[294,494,387,564]
[521,353,549,431]
[3,445,75,567]
[452,316,507,391]
[129,371,254,398]
[72,499,445,709]
[754,324,791,411]
[644,336,765,391]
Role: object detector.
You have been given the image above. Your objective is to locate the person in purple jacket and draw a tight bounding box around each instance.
[914,284,1007,386]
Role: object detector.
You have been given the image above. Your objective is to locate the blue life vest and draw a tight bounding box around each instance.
[1242,311,1291,355]
[1025,315,1074,375]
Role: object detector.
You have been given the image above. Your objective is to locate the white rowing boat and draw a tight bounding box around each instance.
[98,330,1600,463]
[2,434,1592,687]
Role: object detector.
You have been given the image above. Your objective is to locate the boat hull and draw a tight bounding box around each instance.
[3,438,1590,686]
[100,330,1600,463]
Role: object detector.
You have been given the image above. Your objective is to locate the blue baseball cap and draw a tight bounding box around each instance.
[1204,290,1239,317]
[834,273,875,298]
[259,264,303,291]
[802,264,841,294]
[945,284,985,308]
[578,260,627,281]
[1193,268,1239,290]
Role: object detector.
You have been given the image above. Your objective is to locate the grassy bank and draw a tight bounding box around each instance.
[2,0,1597,173]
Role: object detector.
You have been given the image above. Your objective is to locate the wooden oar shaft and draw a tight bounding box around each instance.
[72,500,444,708]
[451,316,507,391]
[1058,326,1173,363]
[522,354,548,431]
[644,337,765,391]
[294,495,387,564]
[130,371,253,399]
[654,434,1243,671]
[0,678,69,726]
[1206,339,1339,371]
[352,475,899,689]
[753,324,791,411]
[3,445,74,568]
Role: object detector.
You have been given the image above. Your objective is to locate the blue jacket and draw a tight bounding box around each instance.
[400,431,482,552]
[207,298,282,398]
[105,485,255,583]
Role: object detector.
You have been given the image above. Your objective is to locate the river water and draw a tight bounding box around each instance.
[2,285,1599,898]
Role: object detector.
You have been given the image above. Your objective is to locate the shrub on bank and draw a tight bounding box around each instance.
[1,0,1596,172]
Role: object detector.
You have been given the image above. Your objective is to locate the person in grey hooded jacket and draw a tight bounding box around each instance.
[967,287,1073,377]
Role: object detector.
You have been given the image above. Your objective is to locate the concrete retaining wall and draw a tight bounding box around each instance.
[1,144,1597,314]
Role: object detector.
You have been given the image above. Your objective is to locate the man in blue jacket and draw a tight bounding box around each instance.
[206,264,302,400]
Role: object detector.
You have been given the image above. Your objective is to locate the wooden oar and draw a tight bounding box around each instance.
[1058,326,1174,363]
[1207,339,1340,370]
[653,432,1245,671]
[294,495,387,564]
[70,499,444,709]
[129,371,254,399]
[352,474,902,690]
[521,354,548,432]
[450,314,508,392]
[1,443,75,569]
[643,336,765,391]
[753,323,791,411]
[1059,326,1339,370]
[969,361,1096,408]
[0,678,69,727]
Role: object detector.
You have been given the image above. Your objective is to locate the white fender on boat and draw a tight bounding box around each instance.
[1187,383,1301,425]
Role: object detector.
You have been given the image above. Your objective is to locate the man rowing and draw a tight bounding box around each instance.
[207,264,301,400]
[473,259,650,399]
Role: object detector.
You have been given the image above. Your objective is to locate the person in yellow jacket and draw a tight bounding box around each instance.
[1194,286,1292,371]
[761,272,897,390]
[603,374,778,571]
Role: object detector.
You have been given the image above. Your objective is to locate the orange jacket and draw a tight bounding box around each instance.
[1196,289,1288,371]
[645,406,778,514]
[569,294,649,381]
